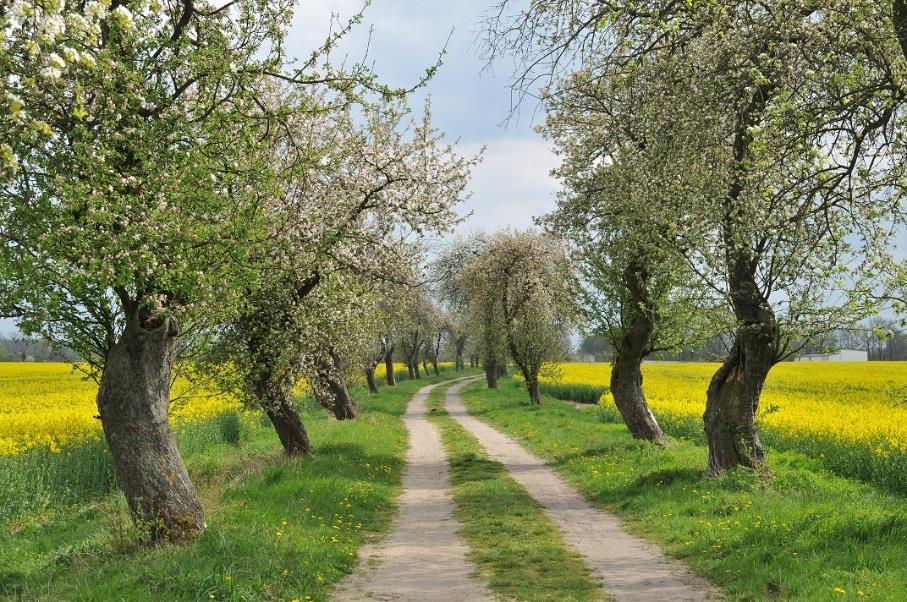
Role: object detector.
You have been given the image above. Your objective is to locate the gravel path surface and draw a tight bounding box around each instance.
[444,380,720,602]
[333,379,492,602]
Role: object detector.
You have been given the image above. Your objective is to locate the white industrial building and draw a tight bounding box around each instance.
[796,349,868,362]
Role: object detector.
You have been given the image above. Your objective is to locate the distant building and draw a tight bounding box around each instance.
[797,349,868,362]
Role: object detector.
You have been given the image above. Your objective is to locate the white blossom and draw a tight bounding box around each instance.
[111,6,134,30]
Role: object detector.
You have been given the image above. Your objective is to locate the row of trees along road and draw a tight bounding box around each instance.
[0,0,476,543]
[484,1,907,473]
[438,231,580,404]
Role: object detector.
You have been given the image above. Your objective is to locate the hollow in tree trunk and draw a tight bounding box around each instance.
[610,352,666,444]
[385,346,396,386]
[365,366,379,394]
[95,311,204,544]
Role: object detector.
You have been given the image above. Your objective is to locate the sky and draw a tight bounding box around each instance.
[287,0,561,235]
[2,1,559,337]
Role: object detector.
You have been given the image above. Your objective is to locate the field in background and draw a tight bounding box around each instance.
[0,361,424,517]
[0,363,238,456]
[540,362,907,492]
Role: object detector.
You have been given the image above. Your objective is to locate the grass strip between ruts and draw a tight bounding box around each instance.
[425,383,607,602]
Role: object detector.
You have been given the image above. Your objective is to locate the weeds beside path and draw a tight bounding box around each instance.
[0,371,470,601]
[461,377,907,601]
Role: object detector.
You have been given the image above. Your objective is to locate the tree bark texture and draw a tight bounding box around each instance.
[526,377,541,404]
[610,352,667,444]
[365,366,379,394]
[609,262,668,444]
[95,313,205,544]
[315,352,357,420]
[704,245,777,472]
[484,358,498,388]
[264,391,312,456]
[385,346,396,386]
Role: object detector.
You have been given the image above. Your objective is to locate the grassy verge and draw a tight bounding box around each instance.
[424,384,605,602]
[0,371,469,601]
[461,377,907,602]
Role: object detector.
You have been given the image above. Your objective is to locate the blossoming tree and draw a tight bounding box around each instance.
[457,231,579,404]
[207,98,474,455]
[539,57,723,444]
[0,0,420,541]
[485,0,907,472]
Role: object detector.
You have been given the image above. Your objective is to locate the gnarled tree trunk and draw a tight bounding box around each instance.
[315,352,357,420]
[406,361,415,380]
[413,359,421,379]
[526,377,541,404]
[609,262,667,444]
[385,345,396,386]
[365,366,379,394]
[96,312,204,544]
[263,390,312,456]
[610,352,666,444]
[704,253,776,473]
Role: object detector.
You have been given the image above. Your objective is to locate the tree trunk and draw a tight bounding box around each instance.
[385,347,396,386]
[407,361,415,380]
[496,363,507,378]
[704,252,777,473]
[422,358,429,374]
[609,261,668,444]
[526,377,541,405]
[96,315,205,544]
[264,391,312,456]
[365,366,379,394]
[484,358,498,388]
[432,359,439,375]
[610,352,667,445]
[315,353,357,420]
[413,359,421,379]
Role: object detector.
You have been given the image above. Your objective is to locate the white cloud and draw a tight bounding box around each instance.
[456,137,560,233]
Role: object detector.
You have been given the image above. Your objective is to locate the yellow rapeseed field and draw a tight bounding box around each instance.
[0,361,450,457]
[548,362,907,456]
[0,362,239,456]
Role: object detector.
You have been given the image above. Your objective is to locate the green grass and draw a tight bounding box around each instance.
[460,377,907,602]
[424,384,605,601]
[0,370,470,601]
[539,382,608,405]
[0,410,254,518]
